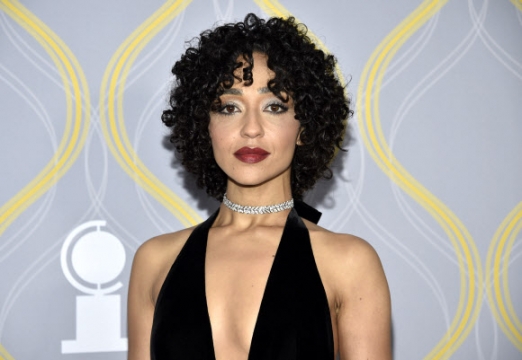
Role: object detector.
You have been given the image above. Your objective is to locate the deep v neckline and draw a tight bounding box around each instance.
[202,209,292,360]
[150,202,334,360]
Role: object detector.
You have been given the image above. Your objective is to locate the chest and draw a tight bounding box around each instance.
[150,210,335,360]
[204,237,280,355]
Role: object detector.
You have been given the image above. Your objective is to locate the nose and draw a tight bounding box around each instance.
[240,110,264,138]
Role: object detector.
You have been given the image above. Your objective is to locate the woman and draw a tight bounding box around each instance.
[128,13,391,360]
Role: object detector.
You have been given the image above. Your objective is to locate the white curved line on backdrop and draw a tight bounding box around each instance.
[0,12,63,88]
[1,16,196,345]
[131,14,185,150]
[0,187,141,341]
[80,80,140,249]
[327,14,441,231]
[475,296,500,360]
[312,151,363,231]
[0,239,61,338]
[0,2,97,267]
[81,56,151,249]
[131,14,192,235]
[84,107,148,250]
[351,4,481,333]
[510,238,522,265]
[346,181,452,331]
[383,1,491,341]
[0,8,94,343]
[83,110,144,248]
[85,12,186,245]
[329,14,441,231]
[213,0,234,23]
[113,11,186,94]
[371,9,456,270]
[134,80,179,234]
[95,11,186,236]
[388,0,487,265]
[0,5,185,340]
[0,63,58,143]
[0,188,56,263]
[476,238,522,359]
[0,125,137,341]
[383,12,441,92]
[85,12,187,248]
[469,0,522,81]
[0,11,84,102]
[83,110,110,216]
[0,63,58,261]
[84,104,155,251]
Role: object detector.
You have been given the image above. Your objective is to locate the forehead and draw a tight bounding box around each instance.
[222,87,271,95]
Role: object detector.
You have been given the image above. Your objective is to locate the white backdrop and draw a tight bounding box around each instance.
[1,0,521,359]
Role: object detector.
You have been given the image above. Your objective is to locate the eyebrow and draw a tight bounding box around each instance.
[222,87,271,95]
[222,88,242,95]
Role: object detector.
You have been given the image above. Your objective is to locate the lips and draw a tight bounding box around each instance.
[234,147,270,164]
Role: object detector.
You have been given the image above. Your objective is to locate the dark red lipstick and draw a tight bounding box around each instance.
[234,147,270,164]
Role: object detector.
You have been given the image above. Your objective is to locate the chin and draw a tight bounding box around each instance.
[227,170,290,189]
[229,177,271,188]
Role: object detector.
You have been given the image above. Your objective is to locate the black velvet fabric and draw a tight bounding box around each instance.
[151,207,334,360]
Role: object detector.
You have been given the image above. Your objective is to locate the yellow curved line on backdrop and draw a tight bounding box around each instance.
[99,0,202,228]
[486,201,522,351]
[484,10,522,353]
[510,0,522,12]
[355,1,483,359]
[0,1,90,236]
[0,343,14,360]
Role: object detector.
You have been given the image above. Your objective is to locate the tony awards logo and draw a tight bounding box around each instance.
[61,221,128,353]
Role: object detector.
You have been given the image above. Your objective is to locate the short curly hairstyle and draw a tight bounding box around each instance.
[162,13,352,200]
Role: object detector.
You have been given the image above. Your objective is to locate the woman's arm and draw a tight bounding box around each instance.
[127,230,191,360]
[127,241,158,360]
[336,237,392,360]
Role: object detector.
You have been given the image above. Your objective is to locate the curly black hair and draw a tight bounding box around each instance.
[162,13,352,200]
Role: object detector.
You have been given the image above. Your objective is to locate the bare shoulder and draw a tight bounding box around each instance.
[134,226,195,265]
[130,226,196,304]
[302,218,388,298]
[303,219,383,271]
[127,226,198,359]
[302,219,391,358]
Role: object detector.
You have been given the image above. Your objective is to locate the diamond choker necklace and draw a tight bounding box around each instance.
[222,193,294,214]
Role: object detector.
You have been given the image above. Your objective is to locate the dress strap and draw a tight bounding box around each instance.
[150,211,217,360]
[294,200,322,224]
[247,208,333,360]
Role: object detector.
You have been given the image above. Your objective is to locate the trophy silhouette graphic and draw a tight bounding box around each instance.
[61,220,128,353]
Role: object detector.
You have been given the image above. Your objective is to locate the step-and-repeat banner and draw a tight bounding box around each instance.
[1,0,521,359]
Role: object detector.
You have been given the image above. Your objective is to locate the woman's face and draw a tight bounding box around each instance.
[209,53,301,190]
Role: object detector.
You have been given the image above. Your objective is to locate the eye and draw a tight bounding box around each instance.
[265,102,288,114]
[218,103,240,115]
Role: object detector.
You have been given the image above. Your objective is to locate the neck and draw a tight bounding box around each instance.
[215,179,294,227]
[224,176,293,207]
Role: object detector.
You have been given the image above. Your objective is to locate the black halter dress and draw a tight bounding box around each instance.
[150,202,334,360]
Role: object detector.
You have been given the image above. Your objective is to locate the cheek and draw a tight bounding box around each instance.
[283,125,301,146]
[275,128,300,161]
